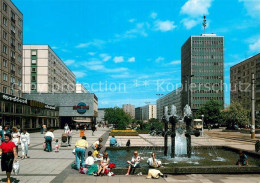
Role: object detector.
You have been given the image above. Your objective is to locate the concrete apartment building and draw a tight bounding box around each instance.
[22,45,76,93]
[76,83,88,93]
[142,104,157,122]
[122,104,135,119]
[97,108,105,123]
[181,34,224,112]
[230,53,260,112]
[0,0,23,97]
[156,88,182,120]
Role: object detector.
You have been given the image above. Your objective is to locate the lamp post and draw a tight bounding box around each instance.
[201,114,204,136]
[185,75,194,106]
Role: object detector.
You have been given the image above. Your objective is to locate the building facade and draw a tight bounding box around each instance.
[156,88,182,121]
[122,104,135,119]
[230,53,260,112]
[23,93,98,128]
[142,104,157,122]
[181,34,224,112]
[135,107,142,120]
[22,45,76,93]
[97,108,105,123]
[0,92,59,129]
[76,83,88,93]
[0,0,23,97]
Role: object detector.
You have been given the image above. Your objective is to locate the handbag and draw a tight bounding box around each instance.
[13,161,20,175]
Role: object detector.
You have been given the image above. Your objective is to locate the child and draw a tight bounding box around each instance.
[55,139,60,152]
[237,150,248,166]
[93,145,102,160]
[147,152,161,168]
[97,152,110,176]
[126,151,142,176]
[85,151,95,167]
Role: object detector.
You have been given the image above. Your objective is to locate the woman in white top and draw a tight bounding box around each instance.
[12,127,20,156]
[97,152,110,176]
[147,152,161,168]
[20,129,30,159]
[45,129,55,152]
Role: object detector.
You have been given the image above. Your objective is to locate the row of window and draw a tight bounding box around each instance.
[2,59,22,71]
[193,76,223,80]
[2,73,22,85]
[192,48,223,52]
[192,55,224,59]
[192,62,223,66]
[2,17,22,39]
[192,97,224,101]
[1,86,21,96]
[3,1,23,26]
[192,90,224,93]
[2,45,22,61]
[192,40,223,45]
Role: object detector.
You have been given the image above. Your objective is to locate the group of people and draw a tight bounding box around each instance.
[0,125,30,183]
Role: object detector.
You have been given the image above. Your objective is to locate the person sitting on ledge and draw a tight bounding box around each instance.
[126,151,142,176]
[93,145,102,161]
[147,152,161,168]
[237,150,248,166]
[110,136,118,147]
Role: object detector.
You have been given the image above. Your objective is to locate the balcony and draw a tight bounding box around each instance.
[11,43,15,49]
[11,30,15,36]
[11,17,16,23]
[11,57,15,62]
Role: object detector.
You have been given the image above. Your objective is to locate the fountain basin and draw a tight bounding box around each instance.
[105,146,260,174]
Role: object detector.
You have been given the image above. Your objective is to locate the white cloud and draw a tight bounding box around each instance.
[64,60,75,66]
[100,53,112,62]
[180,0,213,17]
[154,20,177,32]
[110,72,131,79]
[76,39,105,48]
[128,57,135,62]
[115,23,149,40]
[180,0,213,29]
[155,57,165,62]
[72,71,86,78]
[113,56,124,63]
[239,0,260,19]
[150,12,157,19]
[249,38,260,52]
[83,60,128,73]
[88,52,96,56]
[169,60,181,65]
[181,18,199,29]
[129,19,136,23]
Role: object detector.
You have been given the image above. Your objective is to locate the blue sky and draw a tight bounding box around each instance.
[15,0,260,108]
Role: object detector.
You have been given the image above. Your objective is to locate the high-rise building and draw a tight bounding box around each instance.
[156,88,182,120]
[135,107,142,120]
[230,53,260,112]
[0,0,23,97]
[142,104,157,122]
[76,83,88,93]
[181,34,224,112]
[122,104,135,119]
[22,45,76,93]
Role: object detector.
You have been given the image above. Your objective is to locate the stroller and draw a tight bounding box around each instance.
[61,133,68,147]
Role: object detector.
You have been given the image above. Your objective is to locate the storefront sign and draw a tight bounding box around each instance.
[45,104,56,110]
[73,102,89,114]
[29,100,45,108]
[2,94,28,104]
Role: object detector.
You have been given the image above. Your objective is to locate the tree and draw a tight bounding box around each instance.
[196,100,222,126]
[148,118,163,131]
[104,107,132,130]
[221,102,249,129]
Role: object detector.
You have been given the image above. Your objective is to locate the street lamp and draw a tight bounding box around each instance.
[185,74,194,106]
[201,114,204,136]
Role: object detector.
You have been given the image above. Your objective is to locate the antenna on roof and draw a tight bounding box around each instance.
[203,16,207,34]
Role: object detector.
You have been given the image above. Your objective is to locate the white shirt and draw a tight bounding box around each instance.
[93,141,99,147]
[85,156,94,165]
[12,132,20,146]
[45,131,55,139]
[20,132,30,144]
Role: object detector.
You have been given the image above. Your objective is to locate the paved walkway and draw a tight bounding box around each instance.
[0,128,260,182]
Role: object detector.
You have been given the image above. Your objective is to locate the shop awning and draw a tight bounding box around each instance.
[73,120,91,123]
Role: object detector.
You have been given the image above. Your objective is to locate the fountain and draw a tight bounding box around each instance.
[163,104,193,158]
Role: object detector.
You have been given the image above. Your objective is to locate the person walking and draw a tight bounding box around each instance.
[11,127,20,157]
[76,124,79,131]
[91,125,96,136]
[67,127,72,146]
[42,124,47,133]
[45,129,55,152]
[74,136,88,170]
[40,124,44,134]
[20,129,30,159]
[0,133,18,183]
